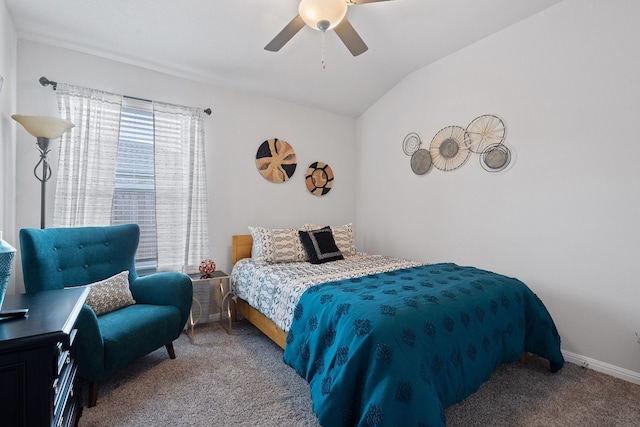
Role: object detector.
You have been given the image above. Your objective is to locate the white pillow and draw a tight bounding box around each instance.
[85,271,136,316]
[249,226,306,263]
[330,223,357,257]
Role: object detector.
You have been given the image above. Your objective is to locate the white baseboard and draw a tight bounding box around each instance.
[561,350,640,385]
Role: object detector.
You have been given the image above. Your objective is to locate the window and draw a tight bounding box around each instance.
[55,83,210,274]
[111,98,157,272]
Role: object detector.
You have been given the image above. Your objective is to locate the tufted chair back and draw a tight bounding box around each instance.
[20,224,140,293]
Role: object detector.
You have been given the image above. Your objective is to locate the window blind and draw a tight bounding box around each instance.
[111,98,157,267]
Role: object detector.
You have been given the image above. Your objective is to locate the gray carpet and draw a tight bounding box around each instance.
[79,320,640,426]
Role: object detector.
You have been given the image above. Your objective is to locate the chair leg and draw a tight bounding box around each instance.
[519,352,528,364]
[88,381,99,407]
[166,342,176,359]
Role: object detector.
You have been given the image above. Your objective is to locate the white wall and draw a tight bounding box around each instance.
[0,0,17,295]
[356,0,640,379]
[13,40,357,290]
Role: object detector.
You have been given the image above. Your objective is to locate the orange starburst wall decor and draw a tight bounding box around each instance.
[256,138,297,183]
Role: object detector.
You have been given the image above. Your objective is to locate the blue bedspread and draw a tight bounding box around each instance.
[283,263,564,427]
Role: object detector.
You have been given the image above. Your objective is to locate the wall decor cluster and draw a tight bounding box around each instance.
[305,162,334,196]
[255,138,334,196]
[403,114,512,175]
[255,138,297,182]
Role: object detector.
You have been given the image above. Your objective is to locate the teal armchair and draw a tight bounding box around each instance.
[19,224,193,407]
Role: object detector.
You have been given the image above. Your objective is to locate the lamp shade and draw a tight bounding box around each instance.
[299,0,348,31]
[12,114,74,139]
[0,233,16,309]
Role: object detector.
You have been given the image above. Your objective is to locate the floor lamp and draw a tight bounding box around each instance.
[12,115,74,229]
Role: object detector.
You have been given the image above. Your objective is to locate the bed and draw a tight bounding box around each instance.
[231,231,564,427]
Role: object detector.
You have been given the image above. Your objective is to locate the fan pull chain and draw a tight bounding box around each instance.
[321,30,326,69]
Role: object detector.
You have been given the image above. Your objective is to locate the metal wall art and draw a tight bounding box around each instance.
[410,149,432,175]
[465,115,506,154]
[255,138,297,182]
[403,132,422,156]
[430,125,470,171]
[479,143,512,172]
[403,114,512,176]
[403,132,433,175]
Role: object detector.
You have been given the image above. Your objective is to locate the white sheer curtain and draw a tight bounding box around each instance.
[54,84,123,227]
[153,102,210,273]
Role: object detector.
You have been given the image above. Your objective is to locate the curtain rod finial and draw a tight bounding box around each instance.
[39,76,57,90]
[204,108,212,116]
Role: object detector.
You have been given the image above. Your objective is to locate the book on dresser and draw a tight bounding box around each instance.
[0,286,89,427]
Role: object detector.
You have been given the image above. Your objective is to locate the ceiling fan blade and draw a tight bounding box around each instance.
[347,0,394,5]
[333,18,368,56]
[265,15,305,52]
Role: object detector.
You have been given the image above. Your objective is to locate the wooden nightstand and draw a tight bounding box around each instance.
[186,271,232,343]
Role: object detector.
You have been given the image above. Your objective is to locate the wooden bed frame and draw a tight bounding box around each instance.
[231,234,287,349]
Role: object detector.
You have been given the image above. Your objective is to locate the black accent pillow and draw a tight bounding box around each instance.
[298,226,344,264]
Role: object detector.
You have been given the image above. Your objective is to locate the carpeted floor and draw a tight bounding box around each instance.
[79,320,640,426]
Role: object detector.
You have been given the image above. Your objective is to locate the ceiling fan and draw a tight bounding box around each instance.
[265,0,393,57]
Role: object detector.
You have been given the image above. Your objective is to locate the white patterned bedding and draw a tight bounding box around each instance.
[231,254,423,333]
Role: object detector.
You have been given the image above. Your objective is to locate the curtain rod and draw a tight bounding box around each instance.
[39,76,212,116]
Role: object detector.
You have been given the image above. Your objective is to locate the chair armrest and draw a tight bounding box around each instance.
[130,272,193,328]
[74,304,106,381]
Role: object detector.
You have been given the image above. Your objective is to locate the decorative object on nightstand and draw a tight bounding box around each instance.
[12,114,74,229]
[199,259,216,278]
[0,231,16,310]
[186,271,233,344]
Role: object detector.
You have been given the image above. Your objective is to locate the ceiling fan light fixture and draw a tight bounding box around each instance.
[299,0,348,31]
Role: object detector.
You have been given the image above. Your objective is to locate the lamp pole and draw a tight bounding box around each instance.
[34,137,53,229]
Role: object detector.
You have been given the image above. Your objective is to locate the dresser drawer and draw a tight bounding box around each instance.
[53,329,79,427]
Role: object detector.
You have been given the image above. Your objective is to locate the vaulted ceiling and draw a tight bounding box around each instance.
[5,0,561,117]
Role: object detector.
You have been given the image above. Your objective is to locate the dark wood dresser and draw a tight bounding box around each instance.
[0,287,89,427]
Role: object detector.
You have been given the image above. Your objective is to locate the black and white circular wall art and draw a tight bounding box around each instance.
[305,162,334,196]
[255,138,297,183]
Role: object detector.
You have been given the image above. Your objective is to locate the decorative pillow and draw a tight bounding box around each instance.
[330,223,357,257]
[300,223,322,231]
[85,271,136,316]
[299,226,344,264]
[249,226,306,263]
[300,223,357,257]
